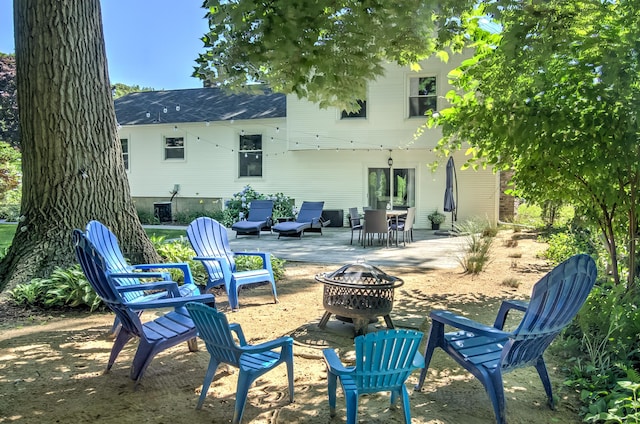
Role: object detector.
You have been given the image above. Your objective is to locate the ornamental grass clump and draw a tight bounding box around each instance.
[457,218,495,274]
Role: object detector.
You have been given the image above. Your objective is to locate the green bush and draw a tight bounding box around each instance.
[9,265,103,311]
[173,209,224,225]
[0,203,20,221]
[540,230,594,265]
[222,185,294,227]
[136,208,159,225]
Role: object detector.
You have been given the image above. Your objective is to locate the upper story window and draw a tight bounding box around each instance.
[120,138,129,170]
[164,136,184,160]
[409,76,437,117]
[341,99,367,119]
[239,134,262,177]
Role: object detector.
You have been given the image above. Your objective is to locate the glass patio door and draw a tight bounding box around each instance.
[367,167,415,210]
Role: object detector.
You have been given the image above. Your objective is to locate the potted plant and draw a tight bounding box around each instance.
[427,209,446,230]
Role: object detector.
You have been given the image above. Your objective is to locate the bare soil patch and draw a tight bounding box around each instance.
[0,230,582,423]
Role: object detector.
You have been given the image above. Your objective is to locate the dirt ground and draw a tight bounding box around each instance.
[0,230,583,423]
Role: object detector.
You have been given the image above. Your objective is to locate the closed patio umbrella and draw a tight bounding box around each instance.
[443,156,457,232]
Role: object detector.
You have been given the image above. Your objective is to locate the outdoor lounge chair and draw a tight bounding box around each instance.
[73,229,216,384]
[415,254,597,424]
[323,329,424,424]
[185,302,294,424]
[187,217,278,311]
[271,201,327,238]
[85,220,201,333]
[231,199,273,238]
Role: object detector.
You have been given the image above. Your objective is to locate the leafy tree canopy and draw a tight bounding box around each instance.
[194,0,486,111]
[112,82,154,99]
[0,53,19,147]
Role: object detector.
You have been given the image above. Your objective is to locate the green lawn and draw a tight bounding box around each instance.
[0,224,188,250]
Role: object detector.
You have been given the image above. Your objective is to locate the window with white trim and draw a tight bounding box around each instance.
[120,138,129,170]
[341,99,367,119]
[164,136,184,160]
[408,76,437,117]
[239,134,262,177]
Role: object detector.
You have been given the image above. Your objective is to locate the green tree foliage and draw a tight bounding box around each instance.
[0,53,19,147]
[112,82,154,99]
[0,141,20,203]
[431,1,640,286]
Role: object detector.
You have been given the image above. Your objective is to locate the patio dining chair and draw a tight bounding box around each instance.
[362,209,391,248]
[348,207,363,245]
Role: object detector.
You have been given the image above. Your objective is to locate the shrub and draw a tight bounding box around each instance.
[137,208,159,225]
[540,230,593,265]
[9,265,103,311]
[501,277,520,288]
[173,209,224,225]
[456,218,494,274]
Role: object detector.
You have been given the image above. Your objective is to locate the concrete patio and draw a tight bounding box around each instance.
[150,225,467,270]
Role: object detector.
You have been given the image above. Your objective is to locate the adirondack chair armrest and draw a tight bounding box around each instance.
[322,348,355,376]
[126,293,215,310]
[234,251,272,270]
[132,263,195,285]
[234,251,270,260]
[430,310,511,339]
[493,299,530,330]
[113,280,182,297]
[229,323,248,346]
[242,336,293,355]
[110,270,170,280]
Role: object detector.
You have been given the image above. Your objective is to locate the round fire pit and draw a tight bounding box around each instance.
[315,263,404,336]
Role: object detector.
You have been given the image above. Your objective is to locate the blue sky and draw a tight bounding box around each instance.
[0,1,209,90]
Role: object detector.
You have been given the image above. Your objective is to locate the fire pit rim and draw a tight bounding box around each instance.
[314,263,404,290]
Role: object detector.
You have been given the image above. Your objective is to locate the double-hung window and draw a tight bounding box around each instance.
[239,134,262,177]
[164,136,184,160]
[408,76,437,117]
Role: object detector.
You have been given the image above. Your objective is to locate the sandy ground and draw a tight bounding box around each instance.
[0,230,583,423]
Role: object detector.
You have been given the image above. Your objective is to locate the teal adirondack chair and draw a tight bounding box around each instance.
[187,217,277,311]
[73,229,215,384]
[323,329,425,424]
[185,302,294,424]
[415,254,597,424]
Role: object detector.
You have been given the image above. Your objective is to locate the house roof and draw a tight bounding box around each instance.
[114,87,286,125]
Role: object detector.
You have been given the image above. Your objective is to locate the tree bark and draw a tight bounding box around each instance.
[0,0,160,292]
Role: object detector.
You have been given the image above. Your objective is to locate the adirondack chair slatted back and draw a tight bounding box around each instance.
[187,217,235,280]
[247,200,273,222]
[502,254,596,370]
[73,229,145,338]
[354,329,423,392]
[85,220,146,303]
[185,302,242,365]
[296,201,324,223]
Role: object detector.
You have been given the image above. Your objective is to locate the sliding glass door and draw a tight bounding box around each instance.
[367,167,415,210]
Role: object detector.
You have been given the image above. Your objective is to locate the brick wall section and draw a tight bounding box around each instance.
[499,170,518,222]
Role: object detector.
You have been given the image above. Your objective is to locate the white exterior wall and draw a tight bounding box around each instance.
[120,54,499,228]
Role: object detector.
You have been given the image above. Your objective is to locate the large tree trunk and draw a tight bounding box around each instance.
[0,0,160,292]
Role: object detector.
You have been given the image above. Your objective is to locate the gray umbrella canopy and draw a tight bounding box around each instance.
[443,156,457,226]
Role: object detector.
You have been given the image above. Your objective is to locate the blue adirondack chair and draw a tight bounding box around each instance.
[415,253,597,424]
[187,217,277,311]
[323,329,425,424]
[231,199,274,237]
[73,229,216,384]
[185,302,294,424]
[272,201,327,238]
[85,220,200,333]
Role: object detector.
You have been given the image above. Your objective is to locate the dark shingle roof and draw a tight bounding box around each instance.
[114,87,286,125]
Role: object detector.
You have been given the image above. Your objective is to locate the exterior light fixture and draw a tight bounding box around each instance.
[388,157,393,167]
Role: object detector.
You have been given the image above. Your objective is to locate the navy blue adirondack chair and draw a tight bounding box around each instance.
[185,302,294,424]
[415,254,597,424]
[187,217,277,311]
[85,220,200,332]
[272,201,326,238]
[231,199,274,237]
[323,329,425,424]
[73,229,216,384]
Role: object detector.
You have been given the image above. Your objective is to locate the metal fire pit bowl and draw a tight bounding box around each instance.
[315,262,404,336]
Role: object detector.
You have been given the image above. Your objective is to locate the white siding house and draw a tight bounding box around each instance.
[115,56,500,229]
